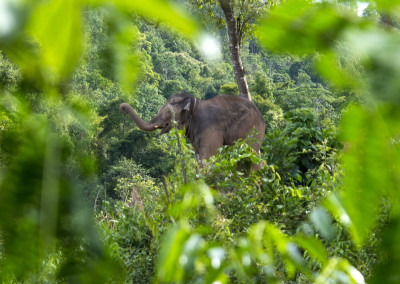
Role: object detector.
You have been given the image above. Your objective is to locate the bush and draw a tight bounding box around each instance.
[263,108,339,184]
[219,82,239,96]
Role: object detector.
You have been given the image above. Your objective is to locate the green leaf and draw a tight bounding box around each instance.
[294,235,328,266]
[155,223,191,282]
[315,257,365,284]
[309,206,335,241]
[257,0,362,55]
[27,0,82,84]
[90,0,199,36]
[325,105,398,245]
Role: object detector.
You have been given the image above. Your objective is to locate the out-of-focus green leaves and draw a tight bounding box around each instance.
[0,0,199,282]
[370,217,400,283]
[256,0,400,282]
[323,105,400,245]
[4,0,400,282]
[257,0,400,229]
[310,206,335,241]
[373,0,400,13]
[247,221,311,279]
[99,7,138,95]
[27,0,82,85]
[0,108,122,282]
[257,0,365,55]
[98,0,199,36]
[154,221,228,283]
[342,29,400,104]
[314,51,359,89]
[315,257,365,284]
[168,182,216,221]
[0,0,198,94]
[257,0,369,89]
[154,223,194,282]
[293,235,328,266]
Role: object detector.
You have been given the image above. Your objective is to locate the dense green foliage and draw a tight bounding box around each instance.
[1,0,400,283]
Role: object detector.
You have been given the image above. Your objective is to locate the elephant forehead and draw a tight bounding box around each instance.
[159,103,173,114]
[169,96,186,105]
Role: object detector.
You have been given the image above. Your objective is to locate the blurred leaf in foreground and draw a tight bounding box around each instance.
[0,105,122,282]
[0,0,199,94]
[0,0,199,282]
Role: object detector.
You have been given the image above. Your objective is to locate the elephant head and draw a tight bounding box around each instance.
[120,93,195,135]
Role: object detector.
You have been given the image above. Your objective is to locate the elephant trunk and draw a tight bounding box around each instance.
[120,103,157,131]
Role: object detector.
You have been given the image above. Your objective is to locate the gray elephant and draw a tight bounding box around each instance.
[120,92,265,167]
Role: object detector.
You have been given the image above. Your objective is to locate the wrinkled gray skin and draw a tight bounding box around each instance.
[120,92,265,168]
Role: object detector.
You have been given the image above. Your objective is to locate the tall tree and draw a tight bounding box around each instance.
[192,0,278,101]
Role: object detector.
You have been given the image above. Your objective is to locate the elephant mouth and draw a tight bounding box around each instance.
[156,122,173,135]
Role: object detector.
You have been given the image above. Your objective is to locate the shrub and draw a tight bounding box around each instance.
[219,82,239,96]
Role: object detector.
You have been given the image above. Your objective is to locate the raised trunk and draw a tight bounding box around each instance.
[219,0,251,101]
[120,103,157,131]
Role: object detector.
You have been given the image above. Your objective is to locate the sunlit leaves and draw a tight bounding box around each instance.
[373,0,400,14]
[309,206,336,241]
[257,0,363,54]
[315,257,365,284]
[324,105,400,245]
[154,222,228,283]
[168,182,217,221]
[257,0,370,89]
[97,7,138,96]
[0,0,199,280]
[0,111,122,282]
[342,28,400,104]
[0,0,198,94]
[370,217,400,284]
[247,221,311,279]
[155,223,197,282]
[107,0,199,36]
[293,235,328,266]
[257,0,400,248]
[27,0,82,85]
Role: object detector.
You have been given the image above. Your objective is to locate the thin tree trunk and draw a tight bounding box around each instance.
[218,0,251,101]
[380,13,394,29]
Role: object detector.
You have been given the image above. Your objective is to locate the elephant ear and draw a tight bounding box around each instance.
[176,97,193,129]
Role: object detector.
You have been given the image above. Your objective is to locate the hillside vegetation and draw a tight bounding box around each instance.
[1,0,400,283]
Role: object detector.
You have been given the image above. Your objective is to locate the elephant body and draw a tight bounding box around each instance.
[120,92,265,165]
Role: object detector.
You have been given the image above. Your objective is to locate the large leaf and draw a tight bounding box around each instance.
[0,109,122,282]
[315,257,365,284]
[325,105,399,245]
[257,0,363,55]
[91,0,199,36]
[27,0,82,84]
[257,0,367,88]
[293,235,328,266]
[1,0,199,92]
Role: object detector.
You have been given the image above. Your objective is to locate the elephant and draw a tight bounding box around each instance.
[120,92,265,168]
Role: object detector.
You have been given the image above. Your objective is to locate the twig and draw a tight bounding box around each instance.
[173,119,187,184]
[93,186,102,211]
[161,176,170,205]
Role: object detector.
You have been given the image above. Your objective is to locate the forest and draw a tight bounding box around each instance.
[0,0,400,283]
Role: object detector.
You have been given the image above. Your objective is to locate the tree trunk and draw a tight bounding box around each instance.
[380,13,394,29]
[219,0,251,101]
